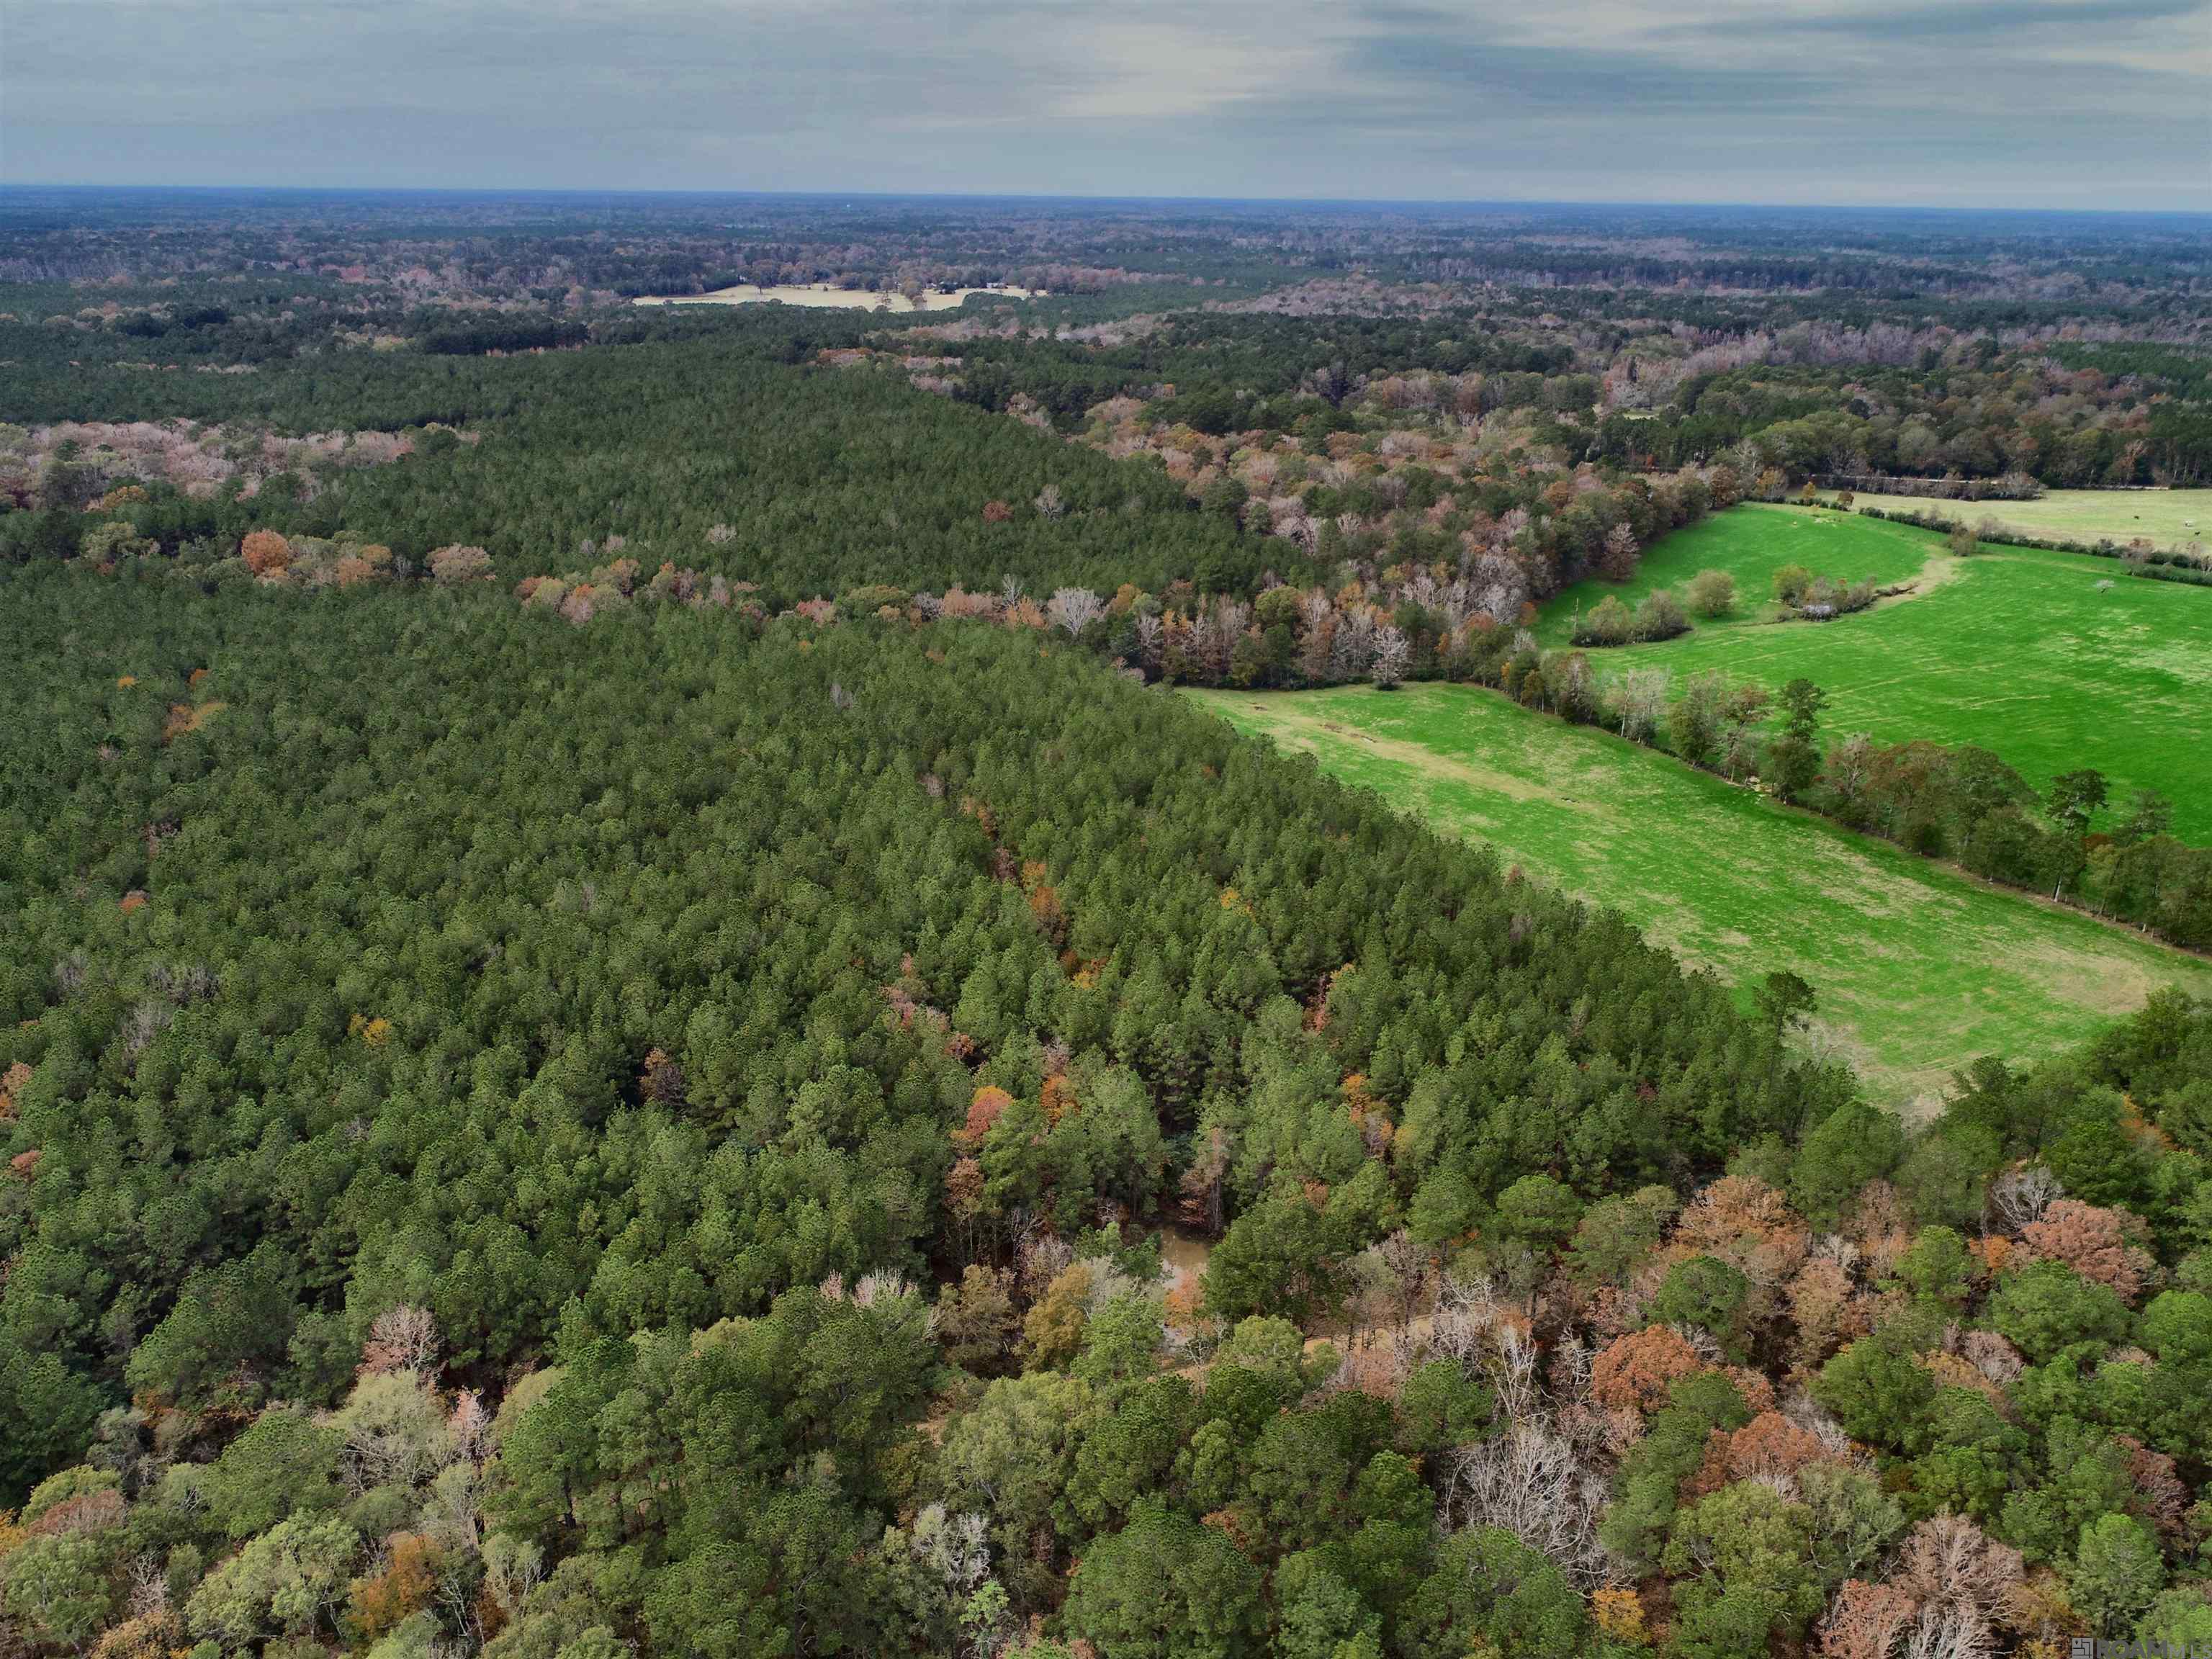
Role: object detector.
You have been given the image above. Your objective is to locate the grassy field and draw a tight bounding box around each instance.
[1845,488,2212,552]
[1192,683,2212,1112]
[1543,504,1935,644]
[1541,504,2212,842]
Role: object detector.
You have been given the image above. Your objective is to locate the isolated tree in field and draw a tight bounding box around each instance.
[1575,594,1634,647]
[1632,588,1688,642]
[1948,521,1979,556]
[1686,569,1736,618]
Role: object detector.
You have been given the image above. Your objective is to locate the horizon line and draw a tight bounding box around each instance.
[4,181,2211,222]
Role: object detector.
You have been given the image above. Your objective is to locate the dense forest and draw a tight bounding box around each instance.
[4,192,2211,1659]
[6,570,2211,1659]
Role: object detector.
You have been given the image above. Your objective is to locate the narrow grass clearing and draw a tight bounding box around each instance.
[1541,504,2212,841]
[1191,682,2212,1114]
[1847,487,2212,552]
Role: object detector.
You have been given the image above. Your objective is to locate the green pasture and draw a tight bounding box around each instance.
[1192,683,2212,1112]
[1846,488,2212,552]
[1542,503,1934,644]
[1542,504,2212,842]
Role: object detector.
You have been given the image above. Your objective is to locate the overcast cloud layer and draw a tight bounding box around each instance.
[4,0,2208,208]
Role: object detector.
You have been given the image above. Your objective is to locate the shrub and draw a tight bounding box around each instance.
[1632,588,1689,642]
[1572,594,1635,647]
[1685,570,1736,618]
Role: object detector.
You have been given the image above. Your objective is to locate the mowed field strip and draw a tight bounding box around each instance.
[1544,505,2212,842]
[1845,487,2212,552]
[1192,683,2212,1112]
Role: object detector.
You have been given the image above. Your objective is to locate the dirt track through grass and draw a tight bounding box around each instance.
[1192,683,2212,1114]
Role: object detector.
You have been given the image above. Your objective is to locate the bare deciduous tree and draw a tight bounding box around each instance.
[1609,668,1671,744]
[1371,624,1410,689]
[1988,1163,2062,1233]
[1432,1277,1611,1587]
[1132,612,1164,671]
[1046,587,1105,637]
[360,1305,441,1377]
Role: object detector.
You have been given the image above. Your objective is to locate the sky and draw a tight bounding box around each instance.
[4,0,2209,210]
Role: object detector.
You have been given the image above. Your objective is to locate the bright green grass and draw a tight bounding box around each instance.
[1541,503,1933,645]
[1192,682,2212,1112]
[1540,504,2212,842]
[1848,488,2212,552]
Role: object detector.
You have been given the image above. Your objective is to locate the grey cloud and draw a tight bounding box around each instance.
[1719,0,2209,40]
[1,0,2205,207]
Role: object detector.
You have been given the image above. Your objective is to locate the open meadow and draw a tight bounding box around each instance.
[1192,681,2212,1112]
[1542,503,1936,642]
[1845,487,2212,552]
[634,282,1038,310]
[1543,504,2212,841]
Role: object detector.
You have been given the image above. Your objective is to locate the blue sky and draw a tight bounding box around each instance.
[4,0,2208,208]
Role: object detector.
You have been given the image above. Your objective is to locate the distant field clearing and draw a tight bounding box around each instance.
[1846,488,2212,552]
[633,283,1040,312]
[1194,683,2212,1114]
